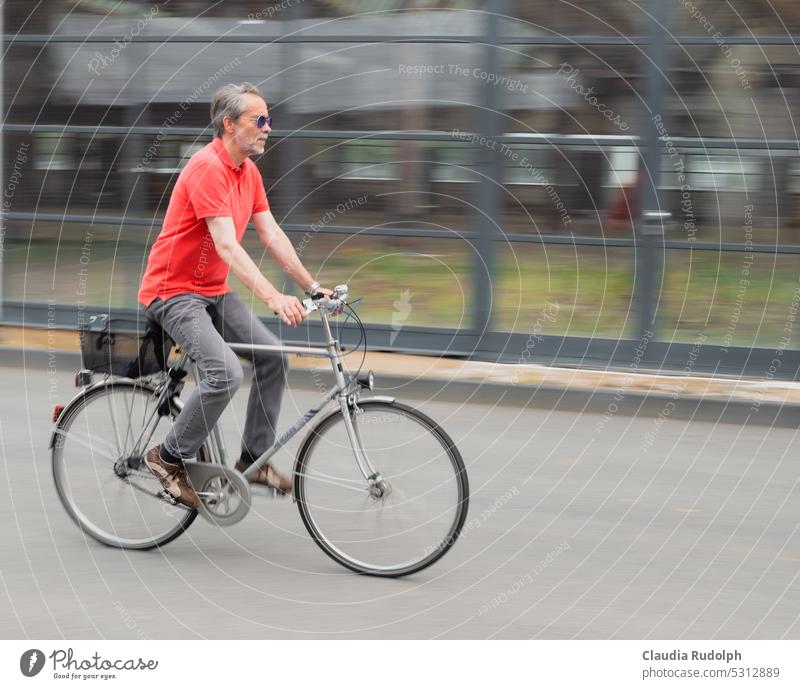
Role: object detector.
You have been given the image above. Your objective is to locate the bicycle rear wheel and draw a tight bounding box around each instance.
[51,378,204,550]
[294,400,469,577]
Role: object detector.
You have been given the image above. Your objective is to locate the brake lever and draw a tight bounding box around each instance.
[303,296,346,316]
[302,298,319,316]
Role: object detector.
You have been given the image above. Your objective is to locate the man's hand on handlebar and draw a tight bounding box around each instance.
[303,285,346,316]
[266,292,307,327]
[311,286,335,299]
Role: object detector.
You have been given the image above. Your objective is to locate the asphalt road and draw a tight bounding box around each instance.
[1,363,798,639]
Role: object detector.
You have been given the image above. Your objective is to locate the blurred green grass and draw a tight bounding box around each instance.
[6,235,798,349]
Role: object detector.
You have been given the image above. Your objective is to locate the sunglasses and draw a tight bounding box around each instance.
[247,115,272,129]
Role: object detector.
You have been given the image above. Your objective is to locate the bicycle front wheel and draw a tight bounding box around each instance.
[294,400,469,577]
[51,378,204,550]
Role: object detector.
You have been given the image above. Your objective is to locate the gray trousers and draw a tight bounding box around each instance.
[144,292,288,463]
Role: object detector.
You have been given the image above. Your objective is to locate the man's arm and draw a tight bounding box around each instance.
[251,210,317,292]
[205,216,306,326]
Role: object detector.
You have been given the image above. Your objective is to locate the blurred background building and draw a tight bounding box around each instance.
[2,0,800,375]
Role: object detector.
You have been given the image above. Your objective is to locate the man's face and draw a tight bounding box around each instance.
[230,94,271,159]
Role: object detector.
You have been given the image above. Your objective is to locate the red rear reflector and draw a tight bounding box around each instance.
[52,405,64,423]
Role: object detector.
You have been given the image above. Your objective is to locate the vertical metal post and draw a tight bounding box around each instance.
[635,0,673,341]
[472,0,503,355]
[0,4,5,321]
[276,1,306,231]
[122,1,149,312]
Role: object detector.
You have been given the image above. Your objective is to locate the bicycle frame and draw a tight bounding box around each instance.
[162,308,385,485]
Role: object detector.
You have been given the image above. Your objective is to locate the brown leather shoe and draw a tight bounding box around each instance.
[145,445,202,509]
[235,460,292,496]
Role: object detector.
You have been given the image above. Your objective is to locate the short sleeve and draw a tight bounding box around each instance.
[187,163,233,218]
[252,167,269,213]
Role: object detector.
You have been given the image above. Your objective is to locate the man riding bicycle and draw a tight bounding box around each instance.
[138,82,330,509]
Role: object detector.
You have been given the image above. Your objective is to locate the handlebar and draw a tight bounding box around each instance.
[303,284,348,316]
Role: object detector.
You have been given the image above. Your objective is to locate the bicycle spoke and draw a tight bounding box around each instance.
[122,475,169,501]
[53,427,119,461]
[104,385,124,457]
[132,393,166,456]
[121,388,136,457]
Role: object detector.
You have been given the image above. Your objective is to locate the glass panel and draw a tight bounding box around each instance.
[503,1,647,37]
[44,41,260,122]
[488,45,639,238]
[673,0,800,36]
[32,132,74,172]
[3,130,478,246]
[2,133,36,211]
[652,38,800,245]
[15,1,799,42]
[5,0,485,33]
[660,248,800,348]
[2,132,166,214]
[270,42,479,132]
[498,142,638,237]
[655,147,800,247]
[296,1,484,35]
[3,218,471,329]
[2,220,149,310]
[4,40,251,126]
[495,243,636,339]
[276,136,477,229]
[235,232,471,328]
[4,0,69,33]
[665,45,798,140]
[502,46,639,136]
[6,40,481,128]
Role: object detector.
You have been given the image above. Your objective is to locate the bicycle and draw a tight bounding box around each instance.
[51,286,469,577]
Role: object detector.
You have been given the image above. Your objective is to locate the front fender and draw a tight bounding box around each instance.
[358,395,396,404]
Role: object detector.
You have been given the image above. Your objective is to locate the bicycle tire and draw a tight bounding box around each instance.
[294,400,469,577]
[51,377,206,550]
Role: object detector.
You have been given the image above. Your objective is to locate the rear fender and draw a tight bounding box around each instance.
[49,379,156,450]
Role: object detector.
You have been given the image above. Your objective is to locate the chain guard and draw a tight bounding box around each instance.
[184,463,252,527]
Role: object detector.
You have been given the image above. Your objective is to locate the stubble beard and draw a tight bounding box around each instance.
[234,131,266,158]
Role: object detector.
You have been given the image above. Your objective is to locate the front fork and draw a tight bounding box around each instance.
[339,395,391,498]
[321,311,386,495]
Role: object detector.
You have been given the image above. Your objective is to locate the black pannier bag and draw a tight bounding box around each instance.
[79,313,174,378]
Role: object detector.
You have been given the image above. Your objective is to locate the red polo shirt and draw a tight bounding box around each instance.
[138,137,269,307]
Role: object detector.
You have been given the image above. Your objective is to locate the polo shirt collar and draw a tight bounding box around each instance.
[211,136,244,172]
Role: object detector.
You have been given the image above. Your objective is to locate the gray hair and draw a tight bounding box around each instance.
[210,82,263,137]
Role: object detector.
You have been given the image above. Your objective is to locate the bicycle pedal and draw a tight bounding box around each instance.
[248,483,284,499]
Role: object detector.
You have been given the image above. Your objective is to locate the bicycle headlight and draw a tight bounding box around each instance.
[357,370,374,391]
